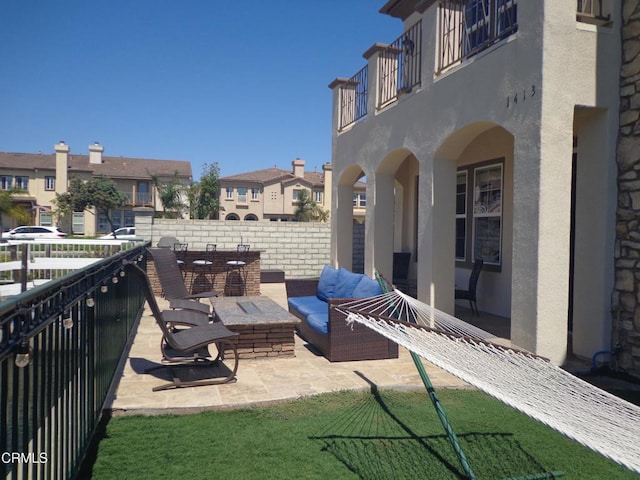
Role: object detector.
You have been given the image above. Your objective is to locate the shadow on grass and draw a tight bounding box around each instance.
[311,374,560,480]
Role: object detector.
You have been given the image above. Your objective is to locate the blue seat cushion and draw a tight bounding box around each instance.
[306,313,329,335]
[333,268,364,298]
[317,265,340,301]
[288,296,326,318]
[352,275,383,298]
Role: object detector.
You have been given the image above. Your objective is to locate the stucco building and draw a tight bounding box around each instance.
[218,159,366,222]
[0,141,192,235]
[329,0,621,367]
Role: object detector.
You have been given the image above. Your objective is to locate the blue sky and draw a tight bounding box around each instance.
[0,1,401,179]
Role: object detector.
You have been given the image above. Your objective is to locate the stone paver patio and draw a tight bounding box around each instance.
[108,283,473,415]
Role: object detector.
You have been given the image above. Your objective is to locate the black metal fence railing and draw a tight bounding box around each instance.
[378,21,422,108]
[0,243,148,479]
[338,65,368,131]
[437,0,518,74]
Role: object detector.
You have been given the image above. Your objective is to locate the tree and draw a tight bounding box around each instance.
[54,176,127,235]
[190,163,220,219]
[0,190,32,237]
[151,172,187,218]
[293,189,329,222]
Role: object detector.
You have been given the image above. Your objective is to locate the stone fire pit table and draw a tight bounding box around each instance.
[211,296,300,359]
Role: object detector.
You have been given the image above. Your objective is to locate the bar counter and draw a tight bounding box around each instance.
[147,249,261,297]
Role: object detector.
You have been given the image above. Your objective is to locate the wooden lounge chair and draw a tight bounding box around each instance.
[147,247,220,313]
[126,260,239,391]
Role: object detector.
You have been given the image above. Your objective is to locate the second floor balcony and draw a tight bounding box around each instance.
[121,191,154,206]
[332,0,524,132]
[332,0,615,134]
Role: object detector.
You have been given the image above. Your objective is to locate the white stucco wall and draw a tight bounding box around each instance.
[330,1,621,364]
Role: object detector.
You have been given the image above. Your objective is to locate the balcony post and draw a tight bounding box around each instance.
[328,77,351,133]
[363,43,390,113]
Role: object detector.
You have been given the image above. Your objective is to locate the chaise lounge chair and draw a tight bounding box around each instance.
[147,247,220,314]
[126,259,239,390]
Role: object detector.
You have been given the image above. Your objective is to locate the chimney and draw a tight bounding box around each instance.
[292,158,305,178]
[89,142,104,164]
[54,141,69,194]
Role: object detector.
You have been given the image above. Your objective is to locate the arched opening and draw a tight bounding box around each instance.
[432,122,514,318]
[372,149,419,288]
[335,166,366,272]
[225,213,240,221]
[244,214,258,221]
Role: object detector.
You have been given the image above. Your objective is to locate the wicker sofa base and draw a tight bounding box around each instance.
[286,278,399,362]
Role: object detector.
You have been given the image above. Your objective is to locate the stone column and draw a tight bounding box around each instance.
[614,1,640,376]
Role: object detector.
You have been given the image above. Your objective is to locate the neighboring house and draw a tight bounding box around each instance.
[328,0,622,368]
[218,158,366,222]
[0,141,192,235]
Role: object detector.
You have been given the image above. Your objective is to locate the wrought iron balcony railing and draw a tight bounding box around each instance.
[336,21,422,130]
[338,66,368,130]
[378,21,422,108]
[437,0,518,74]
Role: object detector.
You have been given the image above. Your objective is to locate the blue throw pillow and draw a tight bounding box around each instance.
[352,275,383,298]
[317,265,339,302]
[334,268,364,298]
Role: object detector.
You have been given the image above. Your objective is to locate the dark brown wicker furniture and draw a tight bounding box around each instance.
[147,247,220,314]
[285,278,399,362]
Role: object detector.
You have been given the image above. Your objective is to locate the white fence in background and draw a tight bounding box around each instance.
[0,238,142,299]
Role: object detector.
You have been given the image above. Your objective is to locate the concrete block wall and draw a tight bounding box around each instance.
[135,210,331,279]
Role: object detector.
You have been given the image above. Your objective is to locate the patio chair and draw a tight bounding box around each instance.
[190,243,216,293]
[157,236,188,278]
[225,244,250,296]
[147,247,220,313]
[125,260,239,390]
[455,258,483,316]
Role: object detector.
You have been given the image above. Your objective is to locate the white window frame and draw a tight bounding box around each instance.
[251,188,259,200]
[472,162,503,266]
[14,176,28,190]
[40,212,53,227]
[45,176,55,191]
[456,171,467,261]
[237,187,247,203]
[0,176,12,190]
[72,212,85,235]
[225,187,234,199]
[352,193,366,208]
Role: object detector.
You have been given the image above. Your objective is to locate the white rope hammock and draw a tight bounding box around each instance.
[336,289,640,474]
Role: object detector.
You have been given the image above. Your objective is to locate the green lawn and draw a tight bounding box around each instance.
[89,389,636,480]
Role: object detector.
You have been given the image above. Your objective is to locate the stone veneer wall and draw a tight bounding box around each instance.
[615,1,640,377]
[134,210,331,279]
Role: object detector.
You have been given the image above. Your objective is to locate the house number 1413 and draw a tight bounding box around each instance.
[507,85,536,108]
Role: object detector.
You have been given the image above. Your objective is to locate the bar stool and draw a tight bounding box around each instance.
[225,244,250,296]
[173,242,189,279]
[190,243,217,293]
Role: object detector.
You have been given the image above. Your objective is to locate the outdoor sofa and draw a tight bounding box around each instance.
[285,265,399,362]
